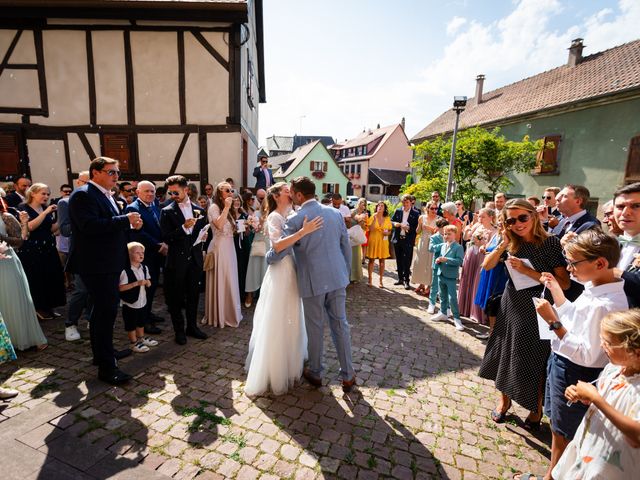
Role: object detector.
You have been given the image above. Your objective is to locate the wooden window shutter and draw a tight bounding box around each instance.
[0,132,20,177]
[334,183,339,194]
[535,135,561,173]
[323,162,327,172]
[103,134,132,172]
[625,135,640,184]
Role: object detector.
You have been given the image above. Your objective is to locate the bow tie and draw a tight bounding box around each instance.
[618,235,640,247]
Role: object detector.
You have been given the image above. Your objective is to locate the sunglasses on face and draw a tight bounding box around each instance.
[103,169,120,177]
[62,190,72,194]
[505,213,531,226]
[542,195,553,200]
[124,188,134,193]
[429,207,438,211]
[167,191,181,196]
[222,188,232,193]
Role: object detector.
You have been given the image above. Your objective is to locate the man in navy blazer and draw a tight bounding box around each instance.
[253,155,274,190]
[125,181,168,331]
[391,195,420,289]
[67,157,143,385]
[5,175,31,208]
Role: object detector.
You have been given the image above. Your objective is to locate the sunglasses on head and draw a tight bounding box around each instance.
[167,191,181,196]
[505,213,531,226]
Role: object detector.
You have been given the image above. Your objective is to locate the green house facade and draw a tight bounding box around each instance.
[411,38,640,208]
[273,140,349,195]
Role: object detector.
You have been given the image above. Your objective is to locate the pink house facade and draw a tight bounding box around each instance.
[330,123,411,199]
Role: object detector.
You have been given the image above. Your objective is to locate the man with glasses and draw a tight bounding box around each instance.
[68,157,143,384]
[253,155,274,190]
[538,186,561,230]
[118,181,136,206]
[613,182,640,307]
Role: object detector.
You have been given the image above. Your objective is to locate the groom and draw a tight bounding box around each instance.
[266,176,356,392]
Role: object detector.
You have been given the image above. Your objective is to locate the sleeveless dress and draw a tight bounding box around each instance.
[203,204,242,327]
[410,215,436,285]
[244,211,307,396]
[245,210,269,293]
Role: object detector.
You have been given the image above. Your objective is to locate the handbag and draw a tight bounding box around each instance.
[250,239,266,257]
[203,251,215,271]
[348,225,367,247]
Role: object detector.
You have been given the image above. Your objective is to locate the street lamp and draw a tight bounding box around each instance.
[446,96,467,201]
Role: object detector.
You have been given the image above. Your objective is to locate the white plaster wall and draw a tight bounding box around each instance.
[138,133,198,175]
[34,31,89,126]
[207,132,241,185]
[93,31,127,125]
[185,32,229,125]
[201,31,229,61]
[0,113,22,123]
[131,32,180,125]
[0,30,16,59]
[0,69,40,108]
[68,132,100,173]
[10,30,36,63]
[371,126,412,170]
[27,139,68,188]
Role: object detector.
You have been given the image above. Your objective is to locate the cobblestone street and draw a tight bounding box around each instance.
[0,265,551,480]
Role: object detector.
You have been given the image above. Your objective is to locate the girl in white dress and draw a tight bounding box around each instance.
[244,183,323,397]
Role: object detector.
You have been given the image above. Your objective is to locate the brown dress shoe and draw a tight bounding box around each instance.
[302,368,322,387]
[342,376,357,393]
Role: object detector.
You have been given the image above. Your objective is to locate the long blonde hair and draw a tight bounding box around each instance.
[502,198,548,253]
[601,309,640,351]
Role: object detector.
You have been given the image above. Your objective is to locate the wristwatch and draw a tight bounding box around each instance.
[549,321,563,331]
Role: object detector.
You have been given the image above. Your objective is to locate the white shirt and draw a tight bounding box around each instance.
[552,280,628,368]
[401,208,410,225]
[617,233,640,270]
[119,264,148,309]
[178,197,194,234]
[338,204,351,218]
[89,180,119,213]
[262,167,271,187]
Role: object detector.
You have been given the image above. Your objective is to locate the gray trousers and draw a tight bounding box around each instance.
[302,288,355,380]
[65,274,92,327]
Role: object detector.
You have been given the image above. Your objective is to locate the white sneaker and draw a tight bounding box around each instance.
[476,332,490,340]
[447,309,453,318]
[65,325,81,341]
[426,304,436,314]
[431,312,447,322]
[140,336,158,347]
[453,318,465,331]
[0,387,19,400]
[131,341,149,353]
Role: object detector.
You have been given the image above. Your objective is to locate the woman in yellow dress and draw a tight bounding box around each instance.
[366,201,392,287]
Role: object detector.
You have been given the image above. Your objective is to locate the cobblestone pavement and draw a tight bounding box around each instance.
[0,265,551,479]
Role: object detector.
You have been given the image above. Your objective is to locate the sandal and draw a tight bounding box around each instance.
[524,413,542,431]
[490,399,512,423]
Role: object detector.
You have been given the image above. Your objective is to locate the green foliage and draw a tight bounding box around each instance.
[410,126,545,204]
[404,174,413,186]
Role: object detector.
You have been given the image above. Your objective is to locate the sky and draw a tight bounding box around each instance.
[258,0,640,146]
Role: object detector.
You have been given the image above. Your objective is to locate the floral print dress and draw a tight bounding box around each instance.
[0,312,17,364]
[552,363,640,479]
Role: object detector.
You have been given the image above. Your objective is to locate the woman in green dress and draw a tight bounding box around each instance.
[0,198,47,351]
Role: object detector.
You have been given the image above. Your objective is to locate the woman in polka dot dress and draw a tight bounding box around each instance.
[479,199,570,427]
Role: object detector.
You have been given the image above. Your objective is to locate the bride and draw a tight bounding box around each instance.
[244,182,323,396]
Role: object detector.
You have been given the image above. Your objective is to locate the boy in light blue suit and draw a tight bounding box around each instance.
[431,225,465,331]
[427,218,449,314]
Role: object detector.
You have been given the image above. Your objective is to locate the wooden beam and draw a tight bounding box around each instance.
[0,107,46,115]
[3,64,37,69]
[63,133,73,185]
[86,30,96,126]
[123,30,135,125]
[33,29,48,116]
[191,30,229,71]
[177,30,186,125]
[168,132,189,175]
[77,132,96,159]
[0,29,22,78]
[198,129,208,188]
[226,24,241,124]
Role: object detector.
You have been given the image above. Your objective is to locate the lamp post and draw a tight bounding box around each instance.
[446,96,467,201]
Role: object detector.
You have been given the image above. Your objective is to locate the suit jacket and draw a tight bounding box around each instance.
[5,191,24,208]
[266,201,351,298]
[253,166,275,190]
[160,200,207,277]
[391,207,420,244]
[125,198,163,264]
[428,233,444,272]
[67,183,131,275]
[434,241,464,279]
[552,211,601,238]
[57,196,72,238]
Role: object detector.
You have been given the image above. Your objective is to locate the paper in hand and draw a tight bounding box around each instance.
[532,297,554,340]
[193,224,210,246]
[505,257,539,290]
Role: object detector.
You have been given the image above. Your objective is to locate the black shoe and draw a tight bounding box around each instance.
[98,368,132,385]
[92,348,132,366]
[185,327,208,340]
[148,313,165,323]
[302,368,322,388]
[404,282,412,290]
[393,280,403,286]
[175,332,187,345]
[144,324,162,335]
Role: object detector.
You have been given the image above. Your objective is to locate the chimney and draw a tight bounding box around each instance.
[567,38,584,67]
[400,117,405,131]
[475,74,485,105]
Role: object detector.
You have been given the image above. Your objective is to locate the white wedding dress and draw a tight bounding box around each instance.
[244,211,307,396]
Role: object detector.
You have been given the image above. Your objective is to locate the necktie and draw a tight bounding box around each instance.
[618,235,640,247]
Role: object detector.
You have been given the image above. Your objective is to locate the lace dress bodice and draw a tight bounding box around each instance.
[209,204,234,238]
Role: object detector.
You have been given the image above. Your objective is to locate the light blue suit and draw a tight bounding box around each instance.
[434,241,464,319]
[266,200,355,380]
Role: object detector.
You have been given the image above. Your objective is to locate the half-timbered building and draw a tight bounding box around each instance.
[0,0,265,190]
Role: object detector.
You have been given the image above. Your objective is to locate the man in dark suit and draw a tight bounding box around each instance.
[552,184,600,238]
[67,157,143,385]
[125,180,167,333]
[160,175,209,345]
[391,194,420,289]
[253,155,274,190]
[5,175,31,208]
[612,182,640,307]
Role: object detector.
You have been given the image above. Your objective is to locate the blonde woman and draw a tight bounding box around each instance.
[411,201,438,295]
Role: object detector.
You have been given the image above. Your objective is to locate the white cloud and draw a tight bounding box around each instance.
[446,16,467,36]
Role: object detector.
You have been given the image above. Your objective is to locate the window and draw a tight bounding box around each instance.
[310,161,327,172]
[534,135,561,174]
[322,183,339,194]
[246,58,255,109]
[0,131,20,177]
[369,185,381,195]
[356,164,361,174]
[363,145,367,155]
[102,133,133,173]
[625,135,640,184]
[350,164,355,174]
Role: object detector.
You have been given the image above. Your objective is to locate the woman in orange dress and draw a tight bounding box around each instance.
[366,201,392,287]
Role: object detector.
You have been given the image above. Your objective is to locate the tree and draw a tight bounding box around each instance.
[407,127,546,205]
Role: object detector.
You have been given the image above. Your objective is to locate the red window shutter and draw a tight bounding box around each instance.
[535,135,561,173]
[625,135,640,183]
[0,132,20,177]
[103,134,131,172]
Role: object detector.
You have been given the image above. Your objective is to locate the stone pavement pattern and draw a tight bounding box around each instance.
[0,266,551,479]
